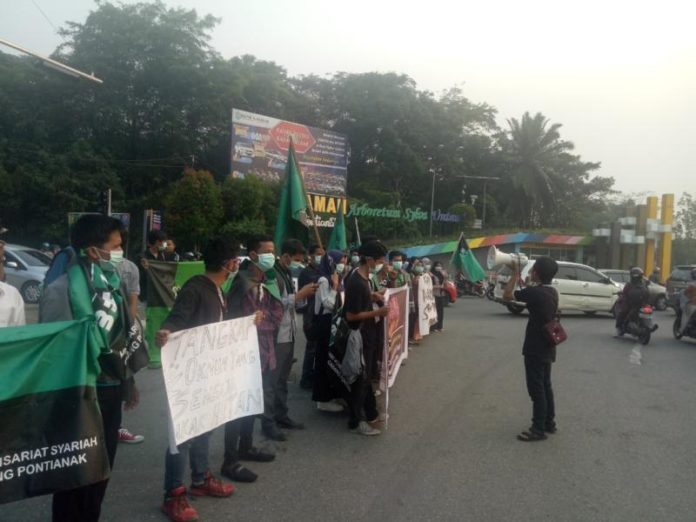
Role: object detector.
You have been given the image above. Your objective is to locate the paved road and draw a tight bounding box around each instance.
[3,299,696,521]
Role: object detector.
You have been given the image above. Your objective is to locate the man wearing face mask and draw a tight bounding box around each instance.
[222,235,284,482]
[298,244,325,390]
[350,250,361,269]
[40,214,141,521]
[387,250,411,289]
[137,230,168,303]
[155,237,240,522]
[112,233,146,445]
[344,240,390,436]
[268,239,319,438]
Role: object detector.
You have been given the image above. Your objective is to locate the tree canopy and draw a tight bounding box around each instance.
[0,1,615,250]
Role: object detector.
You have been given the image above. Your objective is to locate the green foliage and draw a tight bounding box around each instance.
[447,203,476,227]
[675,193,695,240]
[673,238,696,265]
[0,1,616,249]
[165,169,223,250]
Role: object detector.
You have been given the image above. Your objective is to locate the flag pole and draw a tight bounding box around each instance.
[354,216,361,245]
[290,137,323,250]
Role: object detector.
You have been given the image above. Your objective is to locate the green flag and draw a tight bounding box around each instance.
[145,260,205,367]
[0,318,109,504]
[274,141,310,247]
[327,202,347,251]
[451,236,487,282]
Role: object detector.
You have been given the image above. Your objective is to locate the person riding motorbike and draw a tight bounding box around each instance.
[678,267,696,335]
[615,267,650,336]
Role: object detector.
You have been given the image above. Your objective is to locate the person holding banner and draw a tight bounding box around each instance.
[313,250,348,413]
[344,240,390,436]
[431,261,448,332]
[40,214,143,522]
[155,238,239,522]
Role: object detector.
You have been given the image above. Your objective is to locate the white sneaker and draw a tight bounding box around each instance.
[317,401,344,413]
[351,421,381,436]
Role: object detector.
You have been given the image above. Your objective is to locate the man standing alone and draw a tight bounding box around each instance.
[503,256,559,442]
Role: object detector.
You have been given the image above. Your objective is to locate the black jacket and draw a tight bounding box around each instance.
[162,275,224,332]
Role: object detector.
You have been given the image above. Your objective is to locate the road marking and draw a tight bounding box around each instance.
[629,344,642,365]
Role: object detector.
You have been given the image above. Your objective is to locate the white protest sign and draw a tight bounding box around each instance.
[161,315,263,448]
[418,274,437,336]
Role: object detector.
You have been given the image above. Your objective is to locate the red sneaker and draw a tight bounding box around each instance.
[189,471,235,498]
[161,486,198,522]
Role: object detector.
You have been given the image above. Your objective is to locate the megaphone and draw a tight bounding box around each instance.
[487,246,529,269]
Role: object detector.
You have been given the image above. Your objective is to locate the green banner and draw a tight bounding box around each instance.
[145,261,205,366]
[0,318,109,504]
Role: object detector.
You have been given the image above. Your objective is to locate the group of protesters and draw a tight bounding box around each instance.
[14,214,452,522]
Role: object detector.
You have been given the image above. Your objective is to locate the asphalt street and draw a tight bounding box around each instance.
[3,298,696,522]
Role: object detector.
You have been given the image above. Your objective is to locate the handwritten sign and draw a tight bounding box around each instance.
[382,286,410,390]
[418,274,437,336]
[161,315,263,447]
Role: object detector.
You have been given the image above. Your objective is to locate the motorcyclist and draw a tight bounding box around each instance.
[678,267,696,335]
[615,267,650,336]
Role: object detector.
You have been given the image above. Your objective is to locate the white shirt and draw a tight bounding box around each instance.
[0,281,26,327]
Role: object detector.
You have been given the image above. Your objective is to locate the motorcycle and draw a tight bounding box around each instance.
[673,298,696,341]
[455,276,485,298]
[619,305,658,345]
[485,280,496,300]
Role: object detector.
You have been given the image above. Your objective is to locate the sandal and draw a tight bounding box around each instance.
[517,430,548,442]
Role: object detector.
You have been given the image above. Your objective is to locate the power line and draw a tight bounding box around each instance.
[30,0,62,38]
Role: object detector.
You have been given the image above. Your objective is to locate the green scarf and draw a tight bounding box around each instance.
[67,260,124,355]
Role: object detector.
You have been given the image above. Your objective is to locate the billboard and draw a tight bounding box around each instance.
[231,109,349,226]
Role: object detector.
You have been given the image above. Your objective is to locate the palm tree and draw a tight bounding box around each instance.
[503,112,573,227]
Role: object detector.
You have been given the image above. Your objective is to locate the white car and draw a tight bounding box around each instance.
[494,260,622,315]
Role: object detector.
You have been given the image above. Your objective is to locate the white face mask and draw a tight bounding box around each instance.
[110,249,124,265]
[336,263,345,274]
[371,263,384,275]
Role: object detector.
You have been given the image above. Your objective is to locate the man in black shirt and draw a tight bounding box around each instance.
[155,238,238,522]
[298,243,325,389]
[344,240,390,436]
[503,256,559,442]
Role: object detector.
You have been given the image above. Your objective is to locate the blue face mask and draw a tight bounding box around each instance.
[392,261,403,270]
[255,253,276,272]
[290,260,304,270]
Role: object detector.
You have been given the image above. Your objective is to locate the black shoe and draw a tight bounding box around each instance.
[262,426,287,441]
[276,416,305,430]
[545,425,558,434]
[220,462,258,483]
[239,446,276,462]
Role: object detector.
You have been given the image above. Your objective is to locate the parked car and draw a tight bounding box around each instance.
[3,244,51,303]
[600,269,668,311]
[494,260,622,315]
[666,265,696,308]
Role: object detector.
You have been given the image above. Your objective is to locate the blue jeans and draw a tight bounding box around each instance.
[164,431,212,493]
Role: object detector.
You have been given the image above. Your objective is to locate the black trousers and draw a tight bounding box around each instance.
[524,356,555,433]
[348,327,379,429]
[312,314,335,403]
[52,385,122,522]
[223,416,255,465]
[300,339,317,387]
[435,295,446,330]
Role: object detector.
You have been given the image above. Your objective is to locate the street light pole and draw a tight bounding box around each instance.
[457,175,500,229]
[429,168,436,238]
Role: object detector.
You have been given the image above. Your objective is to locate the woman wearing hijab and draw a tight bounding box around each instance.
[313,250,348,412]
[409,258,425,345]
[431,260,448,332]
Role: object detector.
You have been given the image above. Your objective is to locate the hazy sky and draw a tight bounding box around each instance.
[1,0,693,200]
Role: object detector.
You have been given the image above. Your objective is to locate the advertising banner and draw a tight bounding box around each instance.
[161,315,264,448]
[231,109,349,227]
[0,318,109,504]
[418,274,438,336]
[382,286,409,390]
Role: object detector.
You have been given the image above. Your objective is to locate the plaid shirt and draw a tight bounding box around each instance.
[242,284,283,372]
